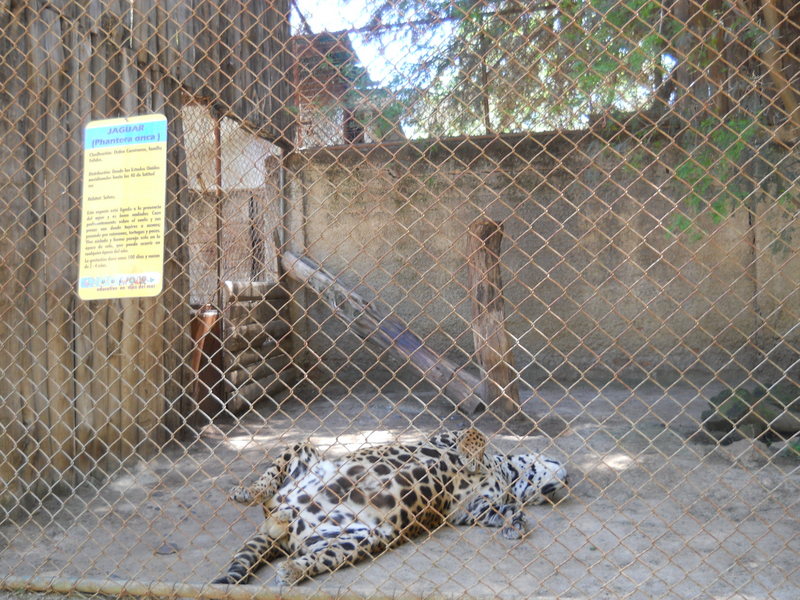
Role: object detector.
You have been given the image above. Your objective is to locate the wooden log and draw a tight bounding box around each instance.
[225,300,285,324]
[467,219,521,419]
[281,251,484,415]
[225,321,291,353]
[234,321,288,342]
[225,339,283,371]
[226,354,292,387]
[228,361,295,413]
[223,280,289,302]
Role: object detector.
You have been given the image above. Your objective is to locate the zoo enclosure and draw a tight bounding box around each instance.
[1,0,799,599]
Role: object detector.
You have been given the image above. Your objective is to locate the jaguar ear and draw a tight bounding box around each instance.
[456,428,488,473]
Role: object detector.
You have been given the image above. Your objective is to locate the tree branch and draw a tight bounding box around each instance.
[734,0,800,140]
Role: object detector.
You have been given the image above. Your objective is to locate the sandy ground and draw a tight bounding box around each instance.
[1,381,799,599]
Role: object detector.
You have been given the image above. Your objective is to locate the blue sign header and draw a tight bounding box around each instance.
[84,116,167,150]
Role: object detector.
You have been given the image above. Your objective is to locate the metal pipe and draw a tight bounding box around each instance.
[214,113,224,311]
[0,574,469,600]
[279,155,287,251]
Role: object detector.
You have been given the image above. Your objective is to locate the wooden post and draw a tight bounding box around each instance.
[281,252,484,415]
[467,219,521,419]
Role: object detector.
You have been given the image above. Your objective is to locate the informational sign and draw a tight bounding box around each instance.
[78,114,167,300]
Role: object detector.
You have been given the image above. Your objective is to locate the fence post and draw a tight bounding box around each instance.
[467,218,521,420]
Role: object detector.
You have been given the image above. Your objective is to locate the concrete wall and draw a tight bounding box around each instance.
[285,131,799,388]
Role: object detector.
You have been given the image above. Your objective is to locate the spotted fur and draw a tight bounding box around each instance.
[213,428,567,586]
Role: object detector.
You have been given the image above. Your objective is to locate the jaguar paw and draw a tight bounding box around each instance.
[276,560,305,586]
[228,485,254,504]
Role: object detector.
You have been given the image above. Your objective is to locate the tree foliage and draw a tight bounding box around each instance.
[355,0,800,138]
[351,0,799,236]
[357,0,671,135]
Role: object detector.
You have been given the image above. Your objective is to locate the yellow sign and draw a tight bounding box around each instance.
[78,114,167,300]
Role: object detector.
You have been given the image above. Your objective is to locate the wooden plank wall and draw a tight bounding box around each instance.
[0,0,292,516]
[181,0,293,140]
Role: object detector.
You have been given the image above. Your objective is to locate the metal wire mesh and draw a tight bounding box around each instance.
[1,0,799,598]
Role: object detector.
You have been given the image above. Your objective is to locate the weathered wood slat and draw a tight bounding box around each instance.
[119,299,141,460]
[221,0,245,119]
[159,77,193,432]
[15,0,188,486]
[281,251,484,415]
[232,0,256,124]
[138,298,165,456]
[104,303,123,473]
[0,399,24,515]
[63,15,95,477]
[37,5,76,486]
[266,0,293,140]
[119,46,138,114]
[191,0,221,101]
[25,6,59,489]
[0,11,33,504]
[73,303,100,476]
[159,2,190,83]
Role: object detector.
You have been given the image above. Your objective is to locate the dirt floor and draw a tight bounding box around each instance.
[1,381,799,599]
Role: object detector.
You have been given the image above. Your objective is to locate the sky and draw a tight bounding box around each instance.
[292,0,444,88]
[292,0,389,84]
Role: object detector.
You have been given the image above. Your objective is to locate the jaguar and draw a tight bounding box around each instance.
[213,427,568,585]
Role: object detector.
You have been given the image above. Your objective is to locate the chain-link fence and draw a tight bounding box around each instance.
[1,0,799,598]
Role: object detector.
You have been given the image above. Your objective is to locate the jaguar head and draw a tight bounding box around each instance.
[508,454,569,505]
